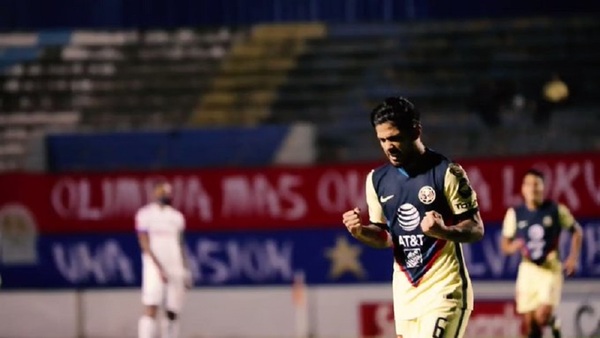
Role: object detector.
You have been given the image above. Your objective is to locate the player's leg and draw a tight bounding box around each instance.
[533,270,563,338]
[392,270,418,338]
[548,313,562,338]
[515,262,543,338]
[139,305,159,338]
[533,304,560,338]
[394,318,418,338]
[523,311,542,338]
[534,304,553,327]
[161,310,180,338]
[162,276,186,338]
[139,260,164,338]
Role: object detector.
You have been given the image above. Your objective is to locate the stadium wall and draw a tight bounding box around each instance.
[1,284,600,338]
[2,152,600,337]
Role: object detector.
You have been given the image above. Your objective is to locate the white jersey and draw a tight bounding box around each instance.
[135,203,186,275]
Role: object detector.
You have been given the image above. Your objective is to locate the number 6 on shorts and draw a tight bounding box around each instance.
[432,317,448,338]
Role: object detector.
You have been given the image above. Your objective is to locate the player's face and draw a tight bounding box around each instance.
[375,122,415,167]
[155,183,173,205]
[521,174,544,205]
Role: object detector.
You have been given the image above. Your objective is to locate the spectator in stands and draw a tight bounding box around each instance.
[534,73,570,126]
[469,78,519,129]
[469,79,502,128]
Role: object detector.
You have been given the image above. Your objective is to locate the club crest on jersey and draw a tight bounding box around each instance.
[418,186,436,205]
[397,203,420,231]
[543,216,553,227]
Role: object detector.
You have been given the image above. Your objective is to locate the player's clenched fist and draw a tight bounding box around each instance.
[343,207,363,237]
[420,210,447,238]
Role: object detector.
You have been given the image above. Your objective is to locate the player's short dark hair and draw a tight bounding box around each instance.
[370,97,420,130]
[523,168,544,181]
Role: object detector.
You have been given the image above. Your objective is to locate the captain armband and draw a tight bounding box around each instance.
[453,208,479,223]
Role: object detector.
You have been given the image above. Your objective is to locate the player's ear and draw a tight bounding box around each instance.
[410,123,422,140]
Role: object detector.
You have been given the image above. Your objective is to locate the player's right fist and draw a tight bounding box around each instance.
[158,267,169,283]
[512,238,526,254]
[343,208,363,237]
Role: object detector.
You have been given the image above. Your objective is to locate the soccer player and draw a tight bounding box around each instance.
[501,169,583,338]
[342,97,484,338]
[136,182,191,338]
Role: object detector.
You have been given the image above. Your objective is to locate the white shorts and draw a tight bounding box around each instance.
[141,257,186,313]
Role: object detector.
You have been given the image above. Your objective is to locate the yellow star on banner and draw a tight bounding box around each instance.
[324,236,366,280]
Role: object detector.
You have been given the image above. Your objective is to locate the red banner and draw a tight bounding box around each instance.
[359,302,395,337]
[1,153,599,233]
[467,300,524,337]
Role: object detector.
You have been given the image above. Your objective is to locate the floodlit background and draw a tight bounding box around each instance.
[0,0,599,337]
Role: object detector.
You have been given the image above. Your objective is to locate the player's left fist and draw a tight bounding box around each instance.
[420,210,447,238]
[563,256,578,277]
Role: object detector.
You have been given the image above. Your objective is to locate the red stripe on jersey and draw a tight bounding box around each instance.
[396,239,447,287]
[412,239,446,287]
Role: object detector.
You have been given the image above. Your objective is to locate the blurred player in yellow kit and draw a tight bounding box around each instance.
[501,169,583,338]
[342,97,484,338]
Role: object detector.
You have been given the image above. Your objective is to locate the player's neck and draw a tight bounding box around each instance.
[525,200,542,211]
[400,145,429,175]
[404,142,427,164]
[415,140,426,155]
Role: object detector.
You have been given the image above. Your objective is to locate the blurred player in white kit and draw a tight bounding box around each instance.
[136,181,191,338]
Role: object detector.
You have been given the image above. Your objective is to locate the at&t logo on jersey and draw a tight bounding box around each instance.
[396,203,426,268]
[400,235,425,268]
[397,203,420,231]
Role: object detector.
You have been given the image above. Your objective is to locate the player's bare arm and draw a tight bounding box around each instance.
[499,207,525,255]
[343,208,392,249]
[137,232,168,282]
[179,232,189,271]
[500,236,525,255]
[420,210,484,243]
[564,222,583,276]
[435,162,483,243]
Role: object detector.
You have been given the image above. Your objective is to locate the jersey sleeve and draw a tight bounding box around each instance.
[443,162,479,215]
[366,170,386,225]
[557,203,577,230]
[501,208,517,239]
[135,209,148,232]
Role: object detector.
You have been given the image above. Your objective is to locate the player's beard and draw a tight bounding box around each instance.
[532,195,544,207]
[159,196,173,205]
[387,150,404,167]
